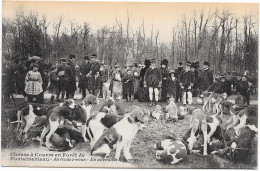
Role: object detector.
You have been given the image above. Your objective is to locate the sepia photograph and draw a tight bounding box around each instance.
[1,0,259,169]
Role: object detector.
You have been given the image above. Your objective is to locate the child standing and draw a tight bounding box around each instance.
[24,63,43,102]
[48,66,59,103]
[123,69,134,102]
[167,70,178,101]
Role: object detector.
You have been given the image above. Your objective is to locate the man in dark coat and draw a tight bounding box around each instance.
[198,62,213,94]
[144,59,162,106]
[160,59,169,102]
[175,62,184,103]
[87,54,101,97]
[180,61,195,105]
[99,61,109,98]
[138,59,151,102]
[16,58,27,95]
[56,58,68,101]
[236,75,250,105]
[79,56,91,99]
[66,54,77,99]
[191,61,201,96]
[2,54,17,102]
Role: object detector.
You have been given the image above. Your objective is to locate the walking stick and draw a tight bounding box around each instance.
[11,93,16,106]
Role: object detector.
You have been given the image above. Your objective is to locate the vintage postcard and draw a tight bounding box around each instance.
[1,0,258,169]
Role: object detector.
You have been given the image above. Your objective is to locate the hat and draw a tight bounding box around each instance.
[83,56,90,61]
[179,62,183,65]
[186,61,191,66]
[60,58,67,62]
[91,54,97,58]
[144,59,151,67]
[219,74,225,79]
[51,66,57,70]
[161,59,168,66]
[169,69,175,74]
[203,62,210,66]
[69,54,76,59]
[151,59,156,63]
[115,64,120,68]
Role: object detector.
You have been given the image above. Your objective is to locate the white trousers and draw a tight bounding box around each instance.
[149,87,159,102]
[182,91,193,105]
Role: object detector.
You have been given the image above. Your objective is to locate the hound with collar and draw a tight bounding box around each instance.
[91,107,150,161]
[41,94,98,148]
[16,99,76,142]
[180,105,208,155]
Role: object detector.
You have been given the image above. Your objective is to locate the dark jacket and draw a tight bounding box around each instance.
[180,70,195,88]
[140,66,149,87]
[66,59,76,80]
[198,68,213,92]
[237,81,249,96]
[144,68,162,87]
[90,61,100,75]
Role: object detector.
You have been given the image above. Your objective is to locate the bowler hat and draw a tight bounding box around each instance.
[91,54,97,58]
[161,59,168,66]
[51,66,57,70]
[115,64,120,68]
[83,56,90,61]
[186,61,191,66]
[203,62,210,66]
[69,54,76,59]
[60,58,67,62]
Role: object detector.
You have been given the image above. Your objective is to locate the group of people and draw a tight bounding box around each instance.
[2,53,254,105]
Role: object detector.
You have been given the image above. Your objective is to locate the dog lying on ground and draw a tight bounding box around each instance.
[16,99,76,142]
[151,104,169,123]
[180,105,208,155]
[91,107,150,161]
[226,106,257,136]
[96,97,125,115]
[41,94,98,148]
[154,137,189,165]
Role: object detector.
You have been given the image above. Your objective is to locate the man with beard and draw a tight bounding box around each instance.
[144,59,162,106]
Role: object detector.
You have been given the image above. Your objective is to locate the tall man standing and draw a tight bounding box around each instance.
[144,59,162,106]
[198,61,213,94]
[180,61,195,105]
[66,54,77,99]
[79,56,91,99]
[56,58,67,101]
[87,54,101,97]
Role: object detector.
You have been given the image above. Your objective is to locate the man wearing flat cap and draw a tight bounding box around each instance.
[87,53,101,97]
[66,54,77,99]
[56,58,68,101]
[144,59,162,106]
[179,61,195,105]
[198,61,213,93]
[79,56,91,98]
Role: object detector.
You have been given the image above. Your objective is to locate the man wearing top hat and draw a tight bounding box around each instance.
[179,61,195,105]
[66,54,77,99]
[79,56,91,99]
[144,59,162,106]
[56,58,68,101]
[87,54,101,97]
[198,61,213,94]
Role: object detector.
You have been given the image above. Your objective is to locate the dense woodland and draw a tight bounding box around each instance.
[2,9,258,75]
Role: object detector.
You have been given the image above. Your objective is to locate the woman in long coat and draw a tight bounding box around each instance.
[160,59,169,102]
[132,63,141,99]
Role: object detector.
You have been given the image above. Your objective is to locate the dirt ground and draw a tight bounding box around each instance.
[1,94,257,169]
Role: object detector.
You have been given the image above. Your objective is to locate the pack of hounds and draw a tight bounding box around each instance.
[9,91,257,164]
